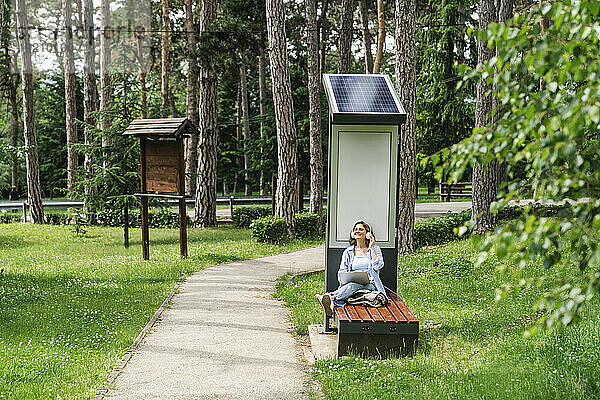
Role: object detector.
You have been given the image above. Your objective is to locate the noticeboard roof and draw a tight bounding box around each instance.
[323,74,407,125]
[123,117,199,138]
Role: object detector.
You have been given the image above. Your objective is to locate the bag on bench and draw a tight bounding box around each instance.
[345,289,387,308]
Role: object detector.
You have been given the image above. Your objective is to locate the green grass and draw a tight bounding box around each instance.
[0,223,322,399]
[274,239,600,399]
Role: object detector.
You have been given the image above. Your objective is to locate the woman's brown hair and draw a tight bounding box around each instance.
[348,220,373,246]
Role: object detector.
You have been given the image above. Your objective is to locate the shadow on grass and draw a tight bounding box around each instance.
[416,311,532,356]
[128,232,248,247]
[0,235,32,250]
[0,272,175,344]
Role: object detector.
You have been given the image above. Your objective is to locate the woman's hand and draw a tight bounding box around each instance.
[369,236,377,261]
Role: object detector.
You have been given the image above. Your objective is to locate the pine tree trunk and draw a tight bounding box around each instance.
[306,0,323,232]
[194,0,218,227]
[184,0,199,197]
[160,0,170,118]
[239,57,251,196]
[74,0,82,27]
[358,0,373,74]
[395,0,417,254]
[9,53,20,190]
[258,44,267,195]
[493,0,513,191]
[319,0,330,78]
[372,0,385,73]
[168,89,179,117]
[337,0,355,73]
[233,83,241,194]
[100,0,112,167]
[472,0,498,234]
[134,34,147,118]
[63,0,78,196]
[16,0,44,223]
[83,0,98,215]
[266,0,298,237]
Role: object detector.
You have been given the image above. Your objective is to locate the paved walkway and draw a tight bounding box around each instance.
[104,246,325,400]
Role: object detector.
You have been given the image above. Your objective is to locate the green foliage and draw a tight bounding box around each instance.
[250,215,288,243]
[232,205,272,228]
[0,211,20,223]
[414,210,472,248]
[416,0,477,161]
[249,211,322,242]
[413,204,566,249]
[440,0,600,330]
[96,207,190,228]
[67,208,88,237]
[44,211,70,225]
[294,212,322,239]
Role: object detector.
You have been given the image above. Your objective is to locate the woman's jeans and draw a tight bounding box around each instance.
[332,282,376,305]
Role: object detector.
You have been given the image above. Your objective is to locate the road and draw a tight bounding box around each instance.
[215,201,472,219]
[1,199,472,220]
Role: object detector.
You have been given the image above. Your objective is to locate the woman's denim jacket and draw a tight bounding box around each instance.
[337,244,386,294]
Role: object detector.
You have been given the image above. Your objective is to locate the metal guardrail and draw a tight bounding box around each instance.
[0,195,323,219]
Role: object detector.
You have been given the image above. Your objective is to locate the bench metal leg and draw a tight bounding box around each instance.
[317,311,337,334]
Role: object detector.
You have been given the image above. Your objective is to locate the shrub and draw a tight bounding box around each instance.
[45,211,71,225]
[251,216,288,243]
[413,203,570,249]
[96,207,190,228]
[0,211,21,224]
[149,207,181,228]
[414,210,471,249]
[295,212,322,239]
[232,206,272,228]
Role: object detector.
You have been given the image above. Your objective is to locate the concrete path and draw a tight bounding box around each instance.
[104,246,325,400]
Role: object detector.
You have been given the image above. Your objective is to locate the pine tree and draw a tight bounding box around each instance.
[15,0,44,223]
[63,0,78,195]
[395,0,417,253]
[194,0,219,227]
[306,0,323,231]
[266,0,298,236]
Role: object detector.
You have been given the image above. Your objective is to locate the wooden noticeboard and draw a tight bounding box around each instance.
[124,118,199,261]
[145,141,179,193]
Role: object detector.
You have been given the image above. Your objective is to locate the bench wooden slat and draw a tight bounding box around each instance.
[387,301,408,322]
[344,305,362,322]
[366,307,385,322]
[354,305,372,322]
[377,305,398,323]
[388,292,419,323]
[335,306,350,322]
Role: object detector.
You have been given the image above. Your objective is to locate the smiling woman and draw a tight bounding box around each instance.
[315,220,386,316]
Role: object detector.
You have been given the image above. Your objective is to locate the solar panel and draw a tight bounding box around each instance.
[328,75,400,114]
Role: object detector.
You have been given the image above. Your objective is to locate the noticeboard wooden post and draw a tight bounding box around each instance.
[123,118,199,260]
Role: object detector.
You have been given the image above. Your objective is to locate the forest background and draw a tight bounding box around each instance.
[0,0,475,202]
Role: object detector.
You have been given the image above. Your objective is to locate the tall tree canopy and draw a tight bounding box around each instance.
[445,0,600,329]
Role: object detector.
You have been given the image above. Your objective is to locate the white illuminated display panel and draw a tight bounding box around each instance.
[335,132,391,242]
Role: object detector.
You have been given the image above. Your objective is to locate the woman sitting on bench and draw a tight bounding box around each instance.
[315,220,386,316]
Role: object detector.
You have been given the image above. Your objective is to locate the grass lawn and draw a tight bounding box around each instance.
[274,239,600,399]
[0,223,322,399]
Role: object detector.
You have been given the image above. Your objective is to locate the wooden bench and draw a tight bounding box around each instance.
[333,288,418,357]
[439,181,472,202]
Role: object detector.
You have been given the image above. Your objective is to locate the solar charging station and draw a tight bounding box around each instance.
[321,74,418,356]
[323,74,406,293]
